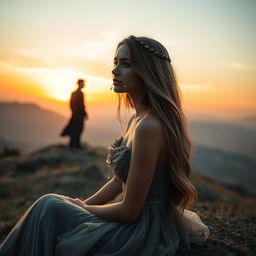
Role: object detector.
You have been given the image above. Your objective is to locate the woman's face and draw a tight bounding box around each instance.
[112,43,142,93]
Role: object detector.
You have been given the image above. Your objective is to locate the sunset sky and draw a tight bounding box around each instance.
[0,0,255,119]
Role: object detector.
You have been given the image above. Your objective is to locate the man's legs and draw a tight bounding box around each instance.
[69,115,84,150]
[70,132,81,149]
[69,135,75,149]
[75,132,82,149]
[76,119,85,149]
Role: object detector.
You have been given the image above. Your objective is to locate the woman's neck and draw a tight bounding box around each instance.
[128,90,150,118]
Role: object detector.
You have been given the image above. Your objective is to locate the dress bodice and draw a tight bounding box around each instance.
[106,136,172,204]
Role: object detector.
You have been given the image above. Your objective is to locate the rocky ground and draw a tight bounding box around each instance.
[178,202,256,256]
[0,144,255,255]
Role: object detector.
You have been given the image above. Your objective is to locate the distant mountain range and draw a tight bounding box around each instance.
[0,102,255,157]
[189,120,256,159]
[0,102,120,152]
[0,137,14,149]
[0,101,255,196]
[188,113,256,130]
[0,102,66,152]
[191,145,256,197]
[233,115,256,129]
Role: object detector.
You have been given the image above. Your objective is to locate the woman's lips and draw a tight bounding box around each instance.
[113,79,122,86]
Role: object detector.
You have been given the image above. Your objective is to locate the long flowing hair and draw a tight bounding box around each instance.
[115,35,197,215]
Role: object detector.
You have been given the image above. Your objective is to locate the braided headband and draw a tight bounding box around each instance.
[130,36,171,63]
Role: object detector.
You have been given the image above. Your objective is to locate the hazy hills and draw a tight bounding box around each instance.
[235,115,256,130]
[192,145,256,197]
[189,120,256,159]
[0,137,14,149]
[1,102,255,158]
[0,102,66,152]
[0,102,120,151]
[0,101,256,196]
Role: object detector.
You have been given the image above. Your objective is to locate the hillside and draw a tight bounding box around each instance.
[0,143,255,255]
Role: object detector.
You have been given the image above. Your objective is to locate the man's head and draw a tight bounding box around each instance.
[77,79,85,89]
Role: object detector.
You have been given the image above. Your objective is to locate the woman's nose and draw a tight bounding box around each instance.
[112,66,119,76]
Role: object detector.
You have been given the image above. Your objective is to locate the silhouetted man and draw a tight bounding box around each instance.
[61,79,88,150]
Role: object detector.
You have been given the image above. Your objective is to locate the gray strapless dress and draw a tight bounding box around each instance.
[0,137,209,256]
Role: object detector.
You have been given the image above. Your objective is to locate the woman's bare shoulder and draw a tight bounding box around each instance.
[134,114,165,146]
[136,114,162,133]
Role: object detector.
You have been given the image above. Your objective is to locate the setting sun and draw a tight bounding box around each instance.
[17,67,87,101]
[15,67,113,102]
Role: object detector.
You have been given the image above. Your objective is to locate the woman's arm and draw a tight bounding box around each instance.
[84,175,123,205]
[83,117,164,222]
[83,115,135,206]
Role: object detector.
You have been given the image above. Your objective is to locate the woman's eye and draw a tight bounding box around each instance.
[113,62,130,67]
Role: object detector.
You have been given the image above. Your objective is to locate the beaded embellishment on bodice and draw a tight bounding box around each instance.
[106,136,129,169]
[106,136,131,180]
[106,136,172,203]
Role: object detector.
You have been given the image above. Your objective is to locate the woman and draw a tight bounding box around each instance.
[0,35,209,256]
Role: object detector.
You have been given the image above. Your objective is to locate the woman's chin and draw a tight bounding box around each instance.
[113,86,126,93]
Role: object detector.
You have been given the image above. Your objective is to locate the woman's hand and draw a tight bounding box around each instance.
[66,197,89,210]
[73,198,88,209]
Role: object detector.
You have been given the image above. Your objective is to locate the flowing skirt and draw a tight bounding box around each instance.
[0,194,209,256]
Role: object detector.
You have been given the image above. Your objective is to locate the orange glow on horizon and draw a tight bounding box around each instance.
[0,63,255,119]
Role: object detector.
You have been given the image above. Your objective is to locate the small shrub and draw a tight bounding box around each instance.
[0,146,20,158]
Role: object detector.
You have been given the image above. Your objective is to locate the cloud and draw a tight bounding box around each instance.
[222,61,256,71]
[180,83,213,91]
[18,49,56,65]
[0,47,111,78]
[0,28,122,77]
[0,49,57,69]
